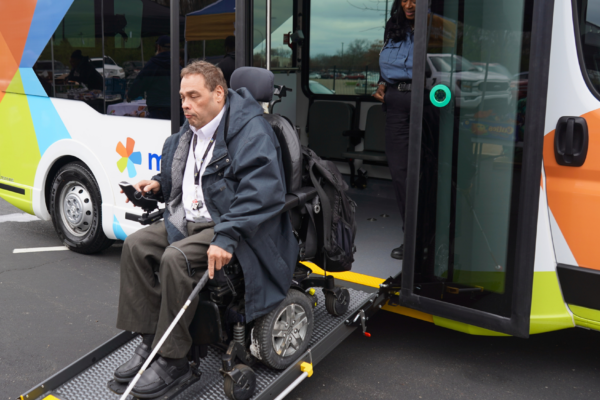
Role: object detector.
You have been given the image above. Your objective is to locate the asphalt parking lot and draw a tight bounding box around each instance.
[2,198,600,400]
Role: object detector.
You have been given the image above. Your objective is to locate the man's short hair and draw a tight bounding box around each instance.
[181,60,228,96]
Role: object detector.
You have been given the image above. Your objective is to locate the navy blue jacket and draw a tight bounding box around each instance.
[152,88,298,321]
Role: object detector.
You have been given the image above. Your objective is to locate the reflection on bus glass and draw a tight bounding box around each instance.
[32,0,237,120]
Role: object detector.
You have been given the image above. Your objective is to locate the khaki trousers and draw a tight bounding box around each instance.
[116,220,215,359]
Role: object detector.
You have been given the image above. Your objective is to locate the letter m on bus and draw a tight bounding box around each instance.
[149,153,161,171]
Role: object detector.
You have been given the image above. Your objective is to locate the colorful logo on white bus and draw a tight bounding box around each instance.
[116,138,142,178]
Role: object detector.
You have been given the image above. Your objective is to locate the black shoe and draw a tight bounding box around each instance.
[131,356,191,399]
[114,334,155,383]
[391,244,404,260]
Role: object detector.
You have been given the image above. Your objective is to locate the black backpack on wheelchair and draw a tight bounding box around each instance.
[120,67,352,400]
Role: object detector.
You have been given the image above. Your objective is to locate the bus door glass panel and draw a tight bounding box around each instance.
[412,0,533,318]
[307,0,385,96]
[252,0,294,69]
[34,0,104,112]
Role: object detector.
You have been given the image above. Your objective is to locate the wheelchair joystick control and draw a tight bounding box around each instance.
[120,181,165,225]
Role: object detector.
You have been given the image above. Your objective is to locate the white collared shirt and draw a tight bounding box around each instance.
[182,107,225,222]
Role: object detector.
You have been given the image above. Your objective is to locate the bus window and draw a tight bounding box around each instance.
[102,0,170,119]
[252,0,294,69]
[32,0,174,119]
[575,0,600,97]
[307,0,385,96]
[33,0,104,112]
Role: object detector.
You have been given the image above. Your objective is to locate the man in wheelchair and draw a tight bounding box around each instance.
[113,61,299,398]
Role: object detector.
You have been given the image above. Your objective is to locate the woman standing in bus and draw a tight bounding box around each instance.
[374,0,415,260]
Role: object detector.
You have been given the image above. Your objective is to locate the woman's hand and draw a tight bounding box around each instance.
[373,84,386,103]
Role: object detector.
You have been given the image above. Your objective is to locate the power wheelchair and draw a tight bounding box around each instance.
[115,67,351,400]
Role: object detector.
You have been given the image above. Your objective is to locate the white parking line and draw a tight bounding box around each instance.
[13,246,69,254]
[0,213,40,223]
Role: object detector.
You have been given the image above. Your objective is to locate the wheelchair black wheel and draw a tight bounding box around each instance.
[253,289,314,370]
[325,288,350,316]
[223,364,256,400]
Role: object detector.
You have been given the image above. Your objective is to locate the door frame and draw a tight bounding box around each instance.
[400,0,555,338]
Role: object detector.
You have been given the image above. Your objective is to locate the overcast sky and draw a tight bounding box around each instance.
[309,0,388,56]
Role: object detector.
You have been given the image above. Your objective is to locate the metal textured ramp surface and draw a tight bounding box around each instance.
[47,289,371,400]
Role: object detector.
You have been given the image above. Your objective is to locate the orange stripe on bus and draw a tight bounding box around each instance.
[544,108,600,270]
[0,0,37,66]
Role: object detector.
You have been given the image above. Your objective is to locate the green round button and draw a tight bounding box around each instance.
[430,84,451,107]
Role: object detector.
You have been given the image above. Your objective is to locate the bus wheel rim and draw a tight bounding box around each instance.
[59,181,94,237]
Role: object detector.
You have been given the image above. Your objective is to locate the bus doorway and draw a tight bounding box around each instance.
[244,0,549,335]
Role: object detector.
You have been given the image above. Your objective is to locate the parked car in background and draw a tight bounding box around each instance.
[308,72,321,79]
[426,54,511,109]
[122,60,143,78]
[354,75,380,95]
[345,72,366,80]
[472,62,513,80]
[321,71,346,79]
[309,80,335,94]
[90,56,125,79]
[33,60,70,77]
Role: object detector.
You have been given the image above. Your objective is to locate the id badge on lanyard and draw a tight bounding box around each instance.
[191,185,203,211]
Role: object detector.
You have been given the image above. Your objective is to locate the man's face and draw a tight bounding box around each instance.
[180,74,225,129]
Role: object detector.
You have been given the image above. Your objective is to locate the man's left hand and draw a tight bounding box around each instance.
[207,245,232,279]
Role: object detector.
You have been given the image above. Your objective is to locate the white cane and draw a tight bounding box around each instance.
[119,270,210,400]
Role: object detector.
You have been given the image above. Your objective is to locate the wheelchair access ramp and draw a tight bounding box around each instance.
[21,288,378,400]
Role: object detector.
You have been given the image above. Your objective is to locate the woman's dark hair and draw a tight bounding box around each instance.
[388,0,414,42]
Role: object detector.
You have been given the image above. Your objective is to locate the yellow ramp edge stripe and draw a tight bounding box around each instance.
[301,261,386,288]
[301,262,434,323]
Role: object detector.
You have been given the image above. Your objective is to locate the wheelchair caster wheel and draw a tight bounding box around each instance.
[325,287,350,316]
[224,364,256,400]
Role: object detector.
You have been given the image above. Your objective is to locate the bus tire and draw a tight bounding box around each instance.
[253,289,313,370]
[50,162,114,254]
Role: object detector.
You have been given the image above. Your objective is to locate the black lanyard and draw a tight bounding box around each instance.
[192,129,217,186]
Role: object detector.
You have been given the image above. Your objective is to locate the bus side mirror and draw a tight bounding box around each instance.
[425,70,432,78]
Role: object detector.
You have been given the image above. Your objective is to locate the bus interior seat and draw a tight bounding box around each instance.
[342,104,387,184]
[307,101,355,160]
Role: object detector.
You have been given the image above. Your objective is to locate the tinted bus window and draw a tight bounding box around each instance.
[103,0,170,119]
[308,0,385,96]
[575,0,600,95]
[33,0,104,112]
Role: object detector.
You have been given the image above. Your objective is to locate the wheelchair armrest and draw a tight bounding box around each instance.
[281,187,318,214]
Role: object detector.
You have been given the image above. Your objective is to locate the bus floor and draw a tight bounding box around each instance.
[345,176,403,279]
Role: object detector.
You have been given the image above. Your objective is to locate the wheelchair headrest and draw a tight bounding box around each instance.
[230,67,274,102]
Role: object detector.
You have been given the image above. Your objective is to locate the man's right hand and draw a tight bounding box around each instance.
[373,84,386,103]
[121,180,160,204]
